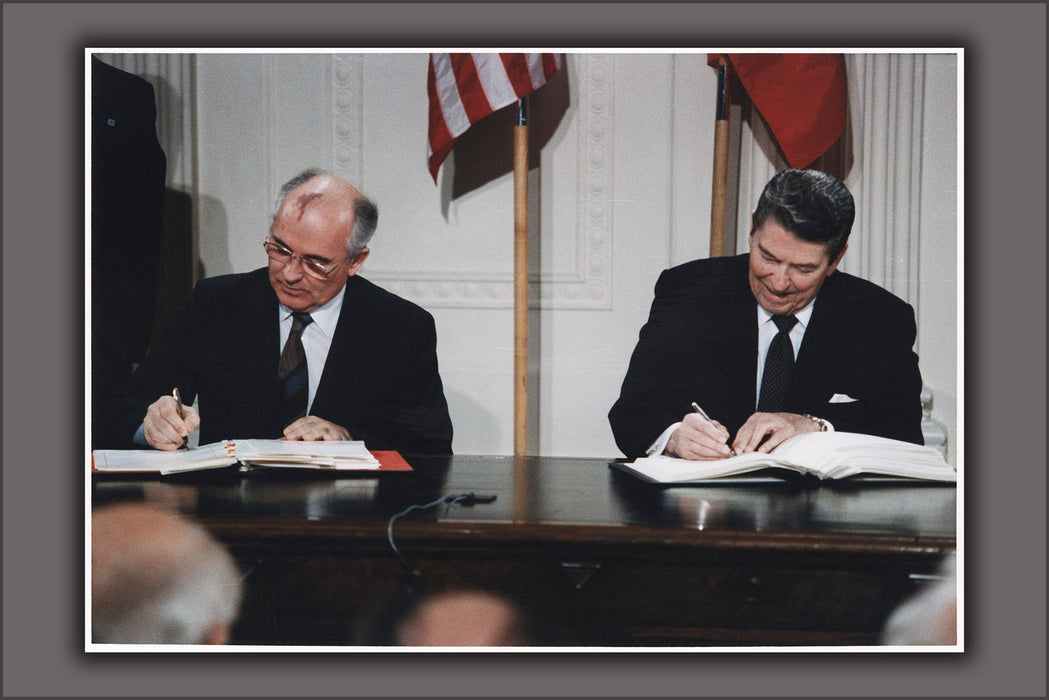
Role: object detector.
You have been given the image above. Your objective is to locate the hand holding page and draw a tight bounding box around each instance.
[615,432,956,484]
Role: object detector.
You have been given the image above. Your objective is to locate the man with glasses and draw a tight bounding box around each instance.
[101,169,453,455]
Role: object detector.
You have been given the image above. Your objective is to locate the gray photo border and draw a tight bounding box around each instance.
[3,2,1044,698]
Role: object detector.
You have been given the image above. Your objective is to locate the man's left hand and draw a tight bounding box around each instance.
[282,416,353,441]
[732,412,819,454]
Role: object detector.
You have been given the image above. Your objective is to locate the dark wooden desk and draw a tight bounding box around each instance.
[91,455,957,646]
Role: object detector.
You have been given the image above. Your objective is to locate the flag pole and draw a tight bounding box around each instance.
[710,57,731,258]
[513,97,529,456]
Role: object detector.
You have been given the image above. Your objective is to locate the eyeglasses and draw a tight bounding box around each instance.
[263,239,344,280]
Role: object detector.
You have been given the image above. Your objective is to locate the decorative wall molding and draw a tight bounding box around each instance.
[331,54,363,182]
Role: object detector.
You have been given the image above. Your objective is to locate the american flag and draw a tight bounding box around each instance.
[427,53,562,181]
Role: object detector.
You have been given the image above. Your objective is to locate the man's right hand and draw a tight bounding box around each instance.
[664,412,735,460]
[143,395,200,451]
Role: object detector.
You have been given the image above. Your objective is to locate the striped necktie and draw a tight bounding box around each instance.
[278,312,313,429]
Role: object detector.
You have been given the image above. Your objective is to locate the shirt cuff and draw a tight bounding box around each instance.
[132,423,149,447]
[646,422,682,456]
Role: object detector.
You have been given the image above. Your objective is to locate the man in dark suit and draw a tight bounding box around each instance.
[609,169,923,461]
[91,57,167,444]
[105,169,453,455]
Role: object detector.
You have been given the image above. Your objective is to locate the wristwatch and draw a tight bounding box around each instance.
[803,414,831,432]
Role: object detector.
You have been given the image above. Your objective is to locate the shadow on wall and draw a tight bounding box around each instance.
[195,194,232,280]
[445,389,502,455]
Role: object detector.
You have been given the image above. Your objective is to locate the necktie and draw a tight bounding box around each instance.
[757,314,798,413]
[278,312,313,428]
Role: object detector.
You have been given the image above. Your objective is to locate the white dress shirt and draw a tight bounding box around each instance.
[278,285,346,416]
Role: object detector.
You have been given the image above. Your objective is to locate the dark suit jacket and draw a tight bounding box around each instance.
[103,269,453,454]
[91,57,167,440]
[608,254,924,459]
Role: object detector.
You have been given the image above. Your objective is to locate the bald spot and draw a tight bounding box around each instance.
[276,174,361,243]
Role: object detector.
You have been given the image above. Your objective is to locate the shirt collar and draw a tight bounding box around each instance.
[757,297,816,330]
[278,283,346,337]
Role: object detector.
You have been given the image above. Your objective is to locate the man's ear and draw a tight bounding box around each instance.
[827,243,848,275]
[346,247,370,277]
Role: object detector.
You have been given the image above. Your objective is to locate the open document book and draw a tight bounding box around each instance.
[613,432,956,484]
[91,439,396,475]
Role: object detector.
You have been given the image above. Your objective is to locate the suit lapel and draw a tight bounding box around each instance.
[787,274,841,408]
[243,272,283,425]
[723,292,759,424]
[311,276,362,419]
[705,257,758,429]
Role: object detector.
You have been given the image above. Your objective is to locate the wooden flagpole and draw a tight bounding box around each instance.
[513,98,529,456]
[710,57,731,258]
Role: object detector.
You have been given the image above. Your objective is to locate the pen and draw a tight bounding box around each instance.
[172,387,188,449]
[690,401,712,421]
[691,401,736,455]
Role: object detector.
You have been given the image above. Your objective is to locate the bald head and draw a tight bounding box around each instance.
[395,590,524,647]
[271,169,378,256]
[91,503,242,644]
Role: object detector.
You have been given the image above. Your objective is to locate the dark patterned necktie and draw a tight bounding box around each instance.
[757,314,798,413]
[278,312,313,428]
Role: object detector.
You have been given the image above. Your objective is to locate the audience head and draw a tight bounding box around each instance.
[91,502,242,644]
[751,168,855,262]
[881,551,958,646]
[394,589,525,647]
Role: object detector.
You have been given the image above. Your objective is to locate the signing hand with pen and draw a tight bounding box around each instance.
[143,394,200,451]
[665,403,735,460]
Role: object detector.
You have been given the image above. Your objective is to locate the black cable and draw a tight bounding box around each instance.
[386,493,497,573]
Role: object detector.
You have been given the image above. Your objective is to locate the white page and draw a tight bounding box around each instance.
[92,441,237,472]
[235,439,376,460]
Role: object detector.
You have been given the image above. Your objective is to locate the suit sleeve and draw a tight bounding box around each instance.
[608,270,693,459]
[351,310,454,455]
[817,296,925,444]
[95,282,209,449]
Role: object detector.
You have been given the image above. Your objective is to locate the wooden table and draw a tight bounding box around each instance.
[91,454,957,646]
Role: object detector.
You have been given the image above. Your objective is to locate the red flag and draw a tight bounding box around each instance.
[709,53,847,168]
[427,53,562,181]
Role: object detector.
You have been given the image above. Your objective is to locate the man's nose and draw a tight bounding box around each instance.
[768,268,792,291]
[280,256,306,282]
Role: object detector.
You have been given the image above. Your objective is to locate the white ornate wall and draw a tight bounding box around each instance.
[108,51,957,461]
